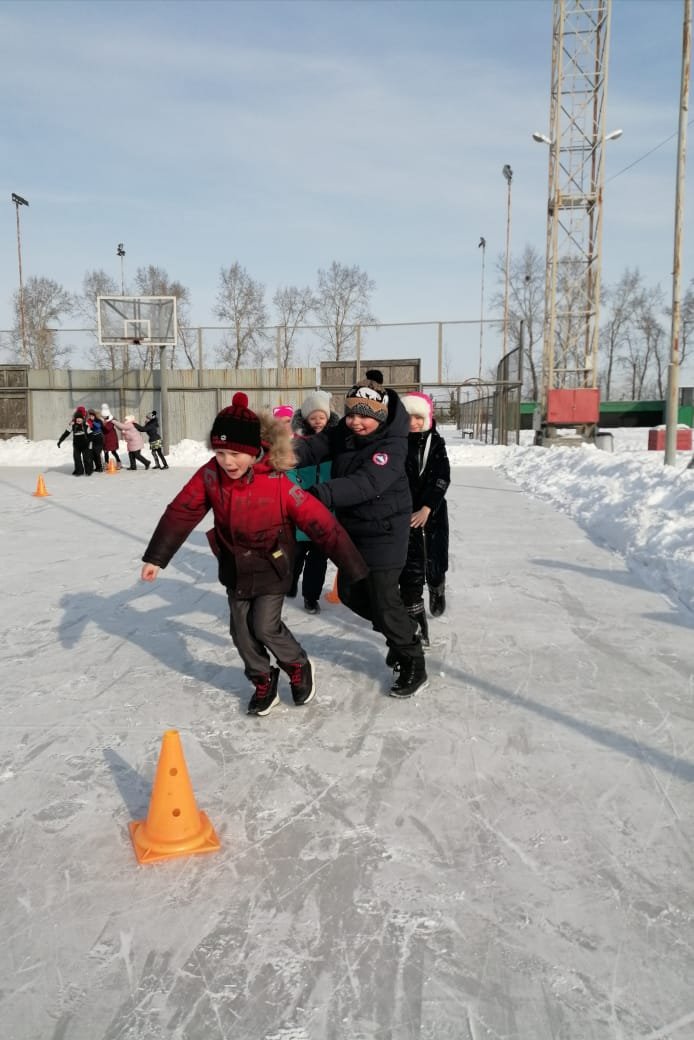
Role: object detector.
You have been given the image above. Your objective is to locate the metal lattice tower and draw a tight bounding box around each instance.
[539,0,613,434]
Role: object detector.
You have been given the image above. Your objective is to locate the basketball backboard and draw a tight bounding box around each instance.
[97,296,177,347]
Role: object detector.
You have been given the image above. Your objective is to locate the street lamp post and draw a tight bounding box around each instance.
[478,236,486,382]
[117,243,125,295]
[501,165,513,358]
[11,193,29,360]
[477,236,487,438]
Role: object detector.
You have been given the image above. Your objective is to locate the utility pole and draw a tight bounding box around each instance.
[11,193,29,360]
[477,235,487,438]
[478,236,487,382]
[117,243,126,295]
[501,166,513,358]
[664,0,692,466]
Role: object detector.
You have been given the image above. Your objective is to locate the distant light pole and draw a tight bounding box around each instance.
[501,165,513,357]
[476,236,487,438]
[11,192,29,360]
[117,243,126,295]
[478,236,487,382]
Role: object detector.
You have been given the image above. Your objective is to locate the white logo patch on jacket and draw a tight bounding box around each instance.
[372,452,389,466]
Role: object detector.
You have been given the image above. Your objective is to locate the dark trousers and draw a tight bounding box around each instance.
[90,435,104,472]
[104,449,121,465]
[400,527,426,605]
[337,568,422,662]
[127,450,150,469]
[72,442,93,476]
[227,592,307,678]
[151,446,168,468]
[292,541,328,602]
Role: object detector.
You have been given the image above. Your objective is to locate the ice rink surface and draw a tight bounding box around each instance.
[1,451,693,1040]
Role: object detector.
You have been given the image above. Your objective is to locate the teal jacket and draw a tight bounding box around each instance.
[287,458,333,541]
[288,409,340,541]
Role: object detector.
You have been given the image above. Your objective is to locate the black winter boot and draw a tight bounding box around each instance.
[282,658,315,706]
[429,583,446,618]
[408,601,430,647]
[390,655,428,698]
[247,667,280,716]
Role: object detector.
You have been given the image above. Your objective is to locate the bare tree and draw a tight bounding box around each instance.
[76,269,122,369]
[313,261,376,361]
[616,283,664,399]
[633,285,666,397]
[133,265,193,369]
[272,285,315,367]
[493,244,545,399]
[599,269,644,399]
[215,263,268,369]
[9,276,75,368]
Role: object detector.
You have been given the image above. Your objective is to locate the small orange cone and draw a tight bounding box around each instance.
[105,457,118,474]
[324,573,341,604]
[32,474,51,497]
[129,730,220,865]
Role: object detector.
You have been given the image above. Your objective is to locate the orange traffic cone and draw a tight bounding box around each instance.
[324,573,341,604]
[32,474,51,497]
[129,729,220,865]
[105,457,118,474]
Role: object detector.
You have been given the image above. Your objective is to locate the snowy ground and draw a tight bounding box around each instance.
[1,428,693,1039]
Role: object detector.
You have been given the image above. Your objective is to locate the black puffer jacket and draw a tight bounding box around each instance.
[292,390,412,569]
[404,422,450,587]
[134,416,161,443]
[406,423,450,513]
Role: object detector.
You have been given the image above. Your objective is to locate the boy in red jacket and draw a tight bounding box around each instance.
[141,393,368,716]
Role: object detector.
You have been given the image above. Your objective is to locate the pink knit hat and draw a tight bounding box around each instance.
[400,392,433,432]
[272,404,294,420]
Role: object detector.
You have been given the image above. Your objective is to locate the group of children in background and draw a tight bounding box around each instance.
[57,403,168,475]
[141,373,451,713]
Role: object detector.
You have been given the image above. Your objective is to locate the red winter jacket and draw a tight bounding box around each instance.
[142,454,368,598]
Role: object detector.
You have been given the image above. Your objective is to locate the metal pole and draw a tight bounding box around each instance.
[117,243,125,295]
[665,0,692,466]
[355,324,361,378]
[437,322,443,384]
[159,344,169,456]
[478,237,486,383]
[14,201,27,361]
[502,166,513,358]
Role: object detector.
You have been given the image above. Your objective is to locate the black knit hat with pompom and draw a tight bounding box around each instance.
[210,392,261,456]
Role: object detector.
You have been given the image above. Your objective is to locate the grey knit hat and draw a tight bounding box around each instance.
[300,390,332,420]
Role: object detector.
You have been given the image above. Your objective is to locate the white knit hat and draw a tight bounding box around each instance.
[101,402,111,417]
[401,392,433,432]
[301,390,332,420]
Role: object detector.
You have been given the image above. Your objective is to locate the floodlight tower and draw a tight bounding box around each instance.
[534,0,616,445]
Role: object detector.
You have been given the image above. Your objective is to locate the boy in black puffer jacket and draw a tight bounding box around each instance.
[292,370,427,698]
[134,411,168,469]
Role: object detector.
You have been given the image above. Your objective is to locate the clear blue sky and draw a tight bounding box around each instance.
[1,0,691,380]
